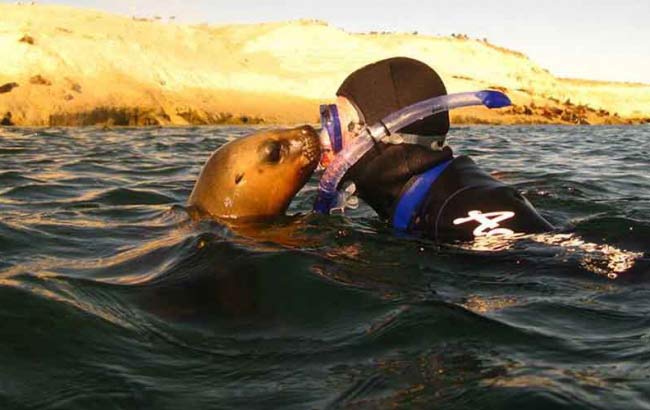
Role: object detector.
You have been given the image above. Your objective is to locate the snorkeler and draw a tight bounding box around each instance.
[316,57,554,242]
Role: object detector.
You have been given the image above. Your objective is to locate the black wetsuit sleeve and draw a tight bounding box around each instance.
[412,156,554,242]
[344,143,453,219]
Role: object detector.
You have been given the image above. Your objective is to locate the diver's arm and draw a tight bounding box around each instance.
[343,143,453,219]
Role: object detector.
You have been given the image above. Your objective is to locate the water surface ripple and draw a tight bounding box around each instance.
[1,126,649,409]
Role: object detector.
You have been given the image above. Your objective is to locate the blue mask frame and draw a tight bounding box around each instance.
[319,104,343,153]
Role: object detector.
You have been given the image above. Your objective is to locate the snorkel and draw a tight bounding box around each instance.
[313,90,512,214]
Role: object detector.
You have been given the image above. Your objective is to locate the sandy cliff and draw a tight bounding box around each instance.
[1,4,649,126]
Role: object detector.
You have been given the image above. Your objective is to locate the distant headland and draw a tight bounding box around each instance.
[1,4,649,127]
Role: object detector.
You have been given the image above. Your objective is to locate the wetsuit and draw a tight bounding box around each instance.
[344,143,554,242]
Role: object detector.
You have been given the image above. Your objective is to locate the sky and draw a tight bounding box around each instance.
[24,0,650,84]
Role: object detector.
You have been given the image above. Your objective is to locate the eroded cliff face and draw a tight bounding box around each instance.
[1,4,648,127]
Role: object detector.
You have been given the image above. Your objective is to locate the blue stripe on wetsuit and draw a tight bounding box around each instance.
[392,159,453,230]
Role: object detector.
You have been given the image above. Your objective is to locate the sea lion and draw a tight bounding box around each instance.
[0,82,19,94]
[188,125,320,220]
[1,112,14,126]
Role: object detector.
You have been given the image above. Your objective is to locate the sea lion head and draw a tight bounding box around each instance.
[188,125,321,219]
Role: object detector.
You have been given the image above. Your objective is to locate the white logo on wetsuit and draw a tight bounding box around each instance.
[453,210,515,237]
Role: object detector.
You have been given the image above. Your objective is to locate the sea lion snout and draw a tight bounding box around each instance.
[188,126,321,219]
[294,125,320,170]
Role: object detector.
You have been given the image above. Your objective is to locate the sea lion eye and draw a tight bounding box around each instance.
[263,141,283,163]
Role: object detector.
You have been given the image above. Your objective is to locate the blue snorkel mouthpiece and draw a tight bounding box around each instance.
[314,90,512,214]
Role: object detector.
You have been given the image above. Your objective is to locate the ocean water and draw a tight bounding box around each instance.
[1,125,649,410]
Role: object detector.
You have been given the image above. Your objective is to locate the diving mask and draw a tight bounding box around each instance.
[318,104,343,168]
[314,90,512,214]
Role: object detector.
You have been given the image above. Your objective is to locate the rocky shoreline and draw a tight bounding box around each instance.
[3,88,648,128]
[452,99,650,126]
[2,73,647,127]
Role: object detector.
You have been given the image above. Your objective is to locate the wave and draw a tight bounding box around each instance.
[1,126,650,409]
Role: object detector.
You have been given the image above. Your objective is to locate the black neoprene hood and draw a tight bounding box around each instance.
[336,57,450,136]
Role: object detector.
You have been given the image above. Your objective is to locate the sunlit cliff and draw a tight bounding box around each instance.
[1,4,649,126]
